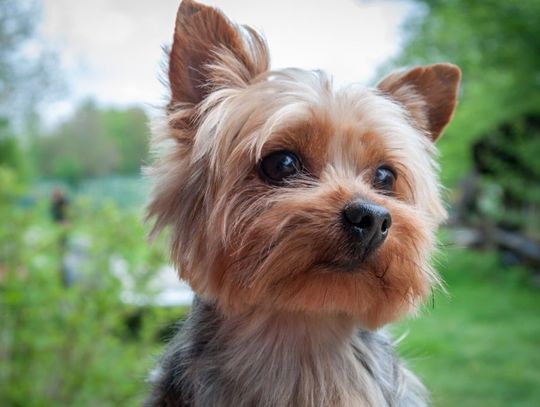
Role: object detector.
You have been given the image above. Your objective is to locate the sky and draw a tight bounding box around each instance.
[39,0,416,125]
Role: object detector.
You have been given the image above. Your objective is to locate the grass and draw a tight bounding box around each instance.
[395,247,540,407]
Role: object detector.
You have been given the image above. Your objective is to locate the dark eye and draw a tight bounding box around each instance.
[373,166,396,192]
[259,150,302,184]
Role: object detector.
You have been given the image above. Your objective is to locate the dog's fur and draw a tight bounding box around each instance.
[144,1,461,406]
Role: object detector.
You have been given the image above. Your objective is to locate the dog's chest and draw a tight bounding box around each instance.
[146,300,427,407]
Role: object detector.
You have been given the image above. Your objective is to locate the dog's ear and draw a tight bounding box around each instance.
[169,0,269,107]
[378,63,461,141]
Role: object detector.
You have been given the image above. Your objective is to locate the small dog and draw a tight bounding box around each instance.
[145,1,460,406]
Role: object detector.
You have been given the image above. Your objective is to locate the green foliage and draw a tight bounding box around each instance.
[33,100,150,184]
[0,118,26,176]
[396,247,540,406]
[101,107,150,173]
[0,167,183,406]
[474,116,540,236]
[392,0,540,186]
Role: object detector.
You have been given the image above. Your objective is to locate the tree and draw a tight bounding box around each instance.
[34,100,150,184]
[0,0,59,127]
[390,0,540,185]
[100,107,150,173]
[391,0,540,240]
[0,0,61,182]
[0,119,24,172]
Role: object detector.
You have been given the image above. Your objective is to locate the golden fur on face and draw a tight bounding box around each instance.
[146,0,460,329]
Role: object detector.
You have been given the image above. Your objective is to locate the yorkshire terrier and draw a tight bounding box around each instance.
[144,1,460,406]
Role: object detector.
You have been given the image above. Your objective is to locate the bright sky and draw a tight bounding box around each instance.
[39,0,415,125]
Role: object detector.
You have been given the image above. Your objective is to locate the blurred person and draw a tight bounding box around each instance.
[50,187,75,286]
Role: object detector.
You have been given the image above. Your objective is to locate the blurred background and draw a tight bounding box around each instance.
[1,0,539,405]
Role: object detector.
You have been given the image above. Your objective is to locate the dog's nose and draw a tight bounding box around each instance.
[342,201,392,251]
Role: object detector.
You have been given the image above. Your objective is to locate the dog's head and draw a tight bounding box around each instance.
[147,0,460,328]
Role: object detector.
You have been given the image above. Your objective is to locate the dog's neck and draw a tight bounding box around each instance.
[156,297,426,407]
[213,307,379,406]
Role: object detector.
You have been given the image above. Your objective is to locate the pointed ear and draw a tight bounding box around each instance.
[378,63,461,141]
[169,0,269,107]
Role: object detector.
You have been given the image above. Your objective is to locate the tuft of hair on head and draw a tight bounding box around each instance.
[377,63,461,141]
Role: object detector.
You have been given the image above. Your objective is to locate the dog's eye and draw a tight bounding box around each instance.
[373,166,396,192]
[259,151,302,184]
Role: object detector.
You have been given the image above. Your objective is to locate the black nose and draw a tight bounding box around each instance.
[342,201,392,251]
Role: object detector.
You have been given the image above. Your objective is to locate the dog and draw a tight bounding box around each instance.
[144,1,460,406]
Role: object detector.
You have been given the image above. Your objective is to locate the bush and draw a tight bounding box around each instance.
[0,167,182,406]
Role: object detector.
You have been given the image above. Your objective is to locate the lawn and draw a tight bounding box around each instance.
[396,247,540,407]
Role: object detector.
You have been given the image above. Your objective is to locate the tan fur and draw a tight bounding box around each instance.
[145,1,461,405]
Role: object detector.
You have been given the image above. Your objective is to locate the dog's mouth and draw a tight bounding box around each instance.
[312,255,373,274]
[311,241,385,273]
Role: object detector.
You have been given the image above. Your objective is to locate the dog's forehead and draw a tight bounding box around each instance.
[246,74,427,169]
[326,90,433,173]
[197,68,434,188]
